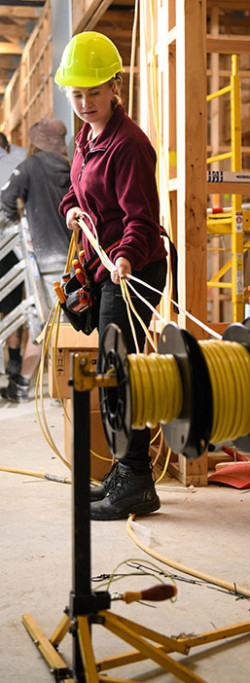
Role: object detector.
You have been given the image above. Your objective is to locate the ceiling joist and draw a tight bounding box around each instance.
[0,1,44,6]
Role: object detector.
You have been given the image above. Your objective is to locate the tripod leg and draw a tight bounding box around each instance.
[50,612,70,647]
[102,611,206,683]
[77,616,99,683]
[22,613,72,680]
[176,620,250,650]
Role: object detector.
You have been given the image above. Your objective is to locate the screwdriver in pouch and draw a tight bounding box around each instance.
[53,281,66,303]
[72,258,86,285]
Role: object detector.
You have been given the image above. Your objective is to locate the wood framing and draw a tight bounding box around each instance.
[1,0,52,144]
[139,0,207,339]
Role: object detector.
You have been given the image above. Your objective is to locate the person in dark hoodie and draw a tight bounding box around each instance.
[0,117,71,402]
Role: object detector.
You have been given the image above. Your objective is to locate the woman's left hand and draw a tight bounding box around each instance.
[111,257,131,284]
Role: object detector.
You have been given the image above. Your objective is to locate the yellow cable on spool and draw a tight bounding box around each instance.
[126,336,250,453]
[128,353,183,430]
[200,340,250,444]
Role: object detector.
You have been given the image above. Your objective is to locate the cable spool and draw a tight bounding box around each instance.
[99,324,132,458]
[99,322,250,461]
[157,323,213,459]
[221,320,250,452]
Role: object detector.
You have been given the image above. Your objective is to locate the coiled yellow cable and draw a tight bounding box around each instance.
[200,340,250,444]
[127,339,250,447]
[128,353,183,429]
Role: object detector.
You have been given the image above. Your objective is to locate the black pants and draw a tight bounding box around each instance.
[95,258,167,470]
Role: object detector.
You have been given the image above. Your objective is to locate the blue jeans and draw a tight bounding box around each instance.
[95,258,167,469]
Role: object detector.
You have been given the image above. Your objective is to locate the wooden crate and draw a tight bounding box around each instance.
[48,323,98,400]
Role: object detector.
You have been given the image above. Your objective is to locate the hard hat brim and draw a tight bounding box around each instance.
[55,66,125,88]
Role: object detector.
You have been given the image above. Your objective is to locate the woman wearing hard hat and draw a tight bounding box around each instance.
[56,31,167,521]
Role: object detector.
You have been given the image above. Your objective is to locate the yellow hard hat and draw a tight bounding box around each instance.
[55,31,124,87]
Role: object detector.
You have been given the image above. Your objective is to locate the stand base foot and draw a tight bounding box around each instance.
[22,613,74,682]
[22,610,250,683]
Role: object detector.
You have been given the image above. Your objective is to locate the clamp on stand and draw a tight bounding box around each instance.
[22,325,250,683]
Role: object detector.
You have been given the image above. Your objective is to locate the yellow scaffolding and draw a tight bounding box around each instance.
[207,54,249,323]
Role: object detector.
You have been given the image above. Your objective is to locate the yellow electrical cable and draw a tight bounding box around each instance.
[127,514,250,599]
[34,232,77,468]
[0,466,71,484]
[155,448,171,485]
[126,339,250,446]
[34,305,71,470]
[120,278,140,354]
[122,279,158,351]
[141,0,176,327]
[200,340,250,444]
[95,557,176,597]
[90,450,112,463]
[128,352,183,429]
[150,427,161,445]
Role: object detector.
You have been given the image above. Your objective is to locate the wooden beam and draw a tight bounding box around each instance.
[207,69,250,78]
[98,8,134,22]
[72,0,113,34]
[0,55,18,66]
[0,7,40,18]
[0,1,44,5]
[207,34,250,54]
[207,1,250,8]
[0,42,22,54]
[0,67,16,77]
[177,0,207,338]
[0,25,32,39]
[93,27,132,39]
[207,182,250,195]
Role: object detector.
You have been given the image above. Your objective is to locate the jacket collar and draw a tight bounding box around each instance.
[75,105,125,154]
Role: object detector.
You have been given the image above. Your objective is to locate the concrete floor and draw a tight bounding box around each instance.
[1,372,250,683]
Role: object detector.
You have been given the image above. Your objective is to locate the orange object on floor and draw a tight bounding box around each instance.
[208,463,250,489]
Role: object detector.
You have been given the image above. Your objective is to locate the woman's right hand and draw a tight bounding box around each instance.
[66,206,83,231]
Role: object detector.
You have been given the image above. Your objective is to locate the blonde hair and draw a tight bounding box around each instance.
[109,73,122,110]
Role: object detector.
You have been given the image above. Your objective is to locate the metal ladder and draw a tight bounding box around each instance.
[0,217,47,374]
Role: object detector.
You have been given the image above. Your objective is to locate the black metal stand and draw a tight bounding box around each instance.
[69,365,110,681]
[22,352,110,682]
[22,348,250,683]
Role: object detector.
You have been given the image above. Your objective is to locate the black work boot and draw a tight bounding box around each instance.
[0,375,29,403]
[91,461,119,501]
[90,462,160,521]
[5,357,22,376]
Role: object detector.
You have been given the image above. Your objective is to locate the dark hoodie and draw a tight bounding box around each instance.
[0,150,71,274]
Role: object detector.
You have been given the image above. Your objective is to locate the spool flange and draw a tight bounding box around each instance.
[98,324,131,458]
[222,321,250,452]
[158,323,213,460]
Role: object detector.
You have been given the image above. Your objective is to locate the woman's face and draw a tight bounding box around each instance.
[68,82,115,134]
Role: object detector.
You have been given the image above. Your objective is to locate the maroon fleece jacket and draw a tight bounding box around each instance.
[59,105,166,282]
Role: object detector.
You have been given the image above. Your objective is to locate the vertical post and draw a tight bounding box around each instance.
[210,6,221,322]
[231,54,244,323]
[70,353,91,682]
[177,0,207,338]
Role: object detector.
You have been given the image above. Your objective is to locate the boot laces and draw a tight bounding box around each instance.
[106,464,125,497]
[103,460,118,483]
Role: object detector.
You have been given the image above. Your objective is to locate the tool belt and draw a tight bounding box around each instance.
[61,274,98,336]
[55,226,179,334]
